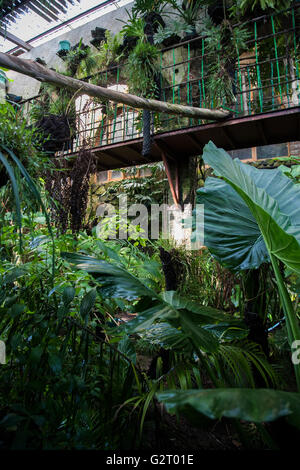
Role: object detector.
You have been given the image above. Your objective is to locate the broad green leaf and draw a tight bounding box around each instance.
[61,252,158,301]
[96,240,121,263]
[194,178,269,270]
[157,388,300,429]
[203,323,249,341]
[137,322,192,352]
[63,254,237,353]
[62,286,75,307]
[3,268,26,285]
[179,310,219,352]
[160,291,238,323]
[30,346,43,364]
[199,141,300,274]
[117,335,136,364]
[48,354,62,374]
[80,288,97,320]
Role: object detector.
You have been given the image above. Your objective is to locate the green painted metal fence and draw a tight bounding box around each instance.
[20,5,300,154]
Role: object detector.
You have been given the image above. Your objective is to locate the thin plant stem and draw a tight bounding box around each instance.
[270,253,300,391]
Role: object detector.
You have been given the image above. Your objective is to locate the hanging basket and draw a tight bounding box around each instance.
[59,40,71,51]
[36,114,73,153]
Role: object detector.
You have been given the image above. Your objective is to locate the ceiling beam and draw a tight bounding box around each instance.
[30,0,59,21]
[26,3,52,22]
[0,28,33,51]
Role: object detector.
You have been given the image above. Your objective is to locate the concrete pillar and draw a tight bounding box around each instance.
[166,155,203,249]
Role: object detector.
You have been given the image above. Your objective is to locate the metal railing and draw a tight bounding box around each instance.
[20,4,300,155]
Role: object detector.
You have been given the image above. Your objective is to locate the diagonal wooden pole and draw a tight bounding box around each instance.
[0,52,231,121]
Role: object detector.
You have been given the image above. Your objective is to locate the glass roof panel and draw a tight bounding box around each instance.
[0,0,132,53]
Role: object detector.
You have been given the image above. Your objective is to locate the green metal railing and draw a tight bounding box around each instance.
[20,4,300,154]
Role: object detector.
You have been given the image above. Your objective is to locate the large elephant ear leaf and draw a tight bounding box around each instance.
[194,177,269,271]
[156,388,300,430]
[200,141,300,274]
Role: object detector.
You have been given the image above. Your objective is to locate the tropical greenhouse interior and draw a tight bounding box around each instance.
[0,0,300,453]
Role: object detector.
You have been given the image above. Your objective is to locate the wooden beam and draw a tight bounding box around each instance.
[154,140,176,162]
[26,3,53,22]
[123,145,150,162]
[35,0,61,17]
[219,126,236,149]
[30,0,59,21]
[0,52,230,121]
[161,151,179,207]
[96,150,129,167]
[0,28,33,51]
[185,133,204,153]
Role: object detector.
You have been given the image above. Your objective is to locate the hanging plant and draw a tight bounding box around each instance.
[126,40,160,98]
[118,10,146,54]
[202,16,251,107]
[131,0,168,43]
[29,82,76,154]
[167,0,204,34]
[44,148,96,234]
[229,0,293,19]
[90,27,107,49]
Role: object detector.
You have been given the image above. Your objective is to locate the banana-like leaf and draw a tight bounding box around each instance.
[196,141,300,273]
[62,253,244,352]
[61,252,157,301]
[137,322,193,352]
[160,291,240,323]
[80,288,97,320]
[156,388,300,429]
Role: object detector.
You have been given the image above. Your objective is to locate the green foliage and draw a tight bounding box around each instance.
[201,17,250,106]
[119,10,146,41]
[63,39,97,78]
[196,142,300,274]
[132,0,169,16]
[62,251,278,388]
[0,103,43,168]
[276,156,300,184]
[95,163,168,207]
[230,0,293,17]
[194,141,300,389]
[153,21,193,44]
[127,40,160,97]
[92,30,124,70]
[166,0,204,27]
[0,229,149,449]
[157,388,300,429]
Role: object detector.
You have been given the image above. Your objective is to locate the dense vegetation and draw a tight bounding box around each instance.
[0,0,300,452]
[1,96,300,450]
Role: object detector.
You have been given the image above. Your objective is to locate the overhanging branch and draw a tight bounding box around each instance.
[0,52,231,121]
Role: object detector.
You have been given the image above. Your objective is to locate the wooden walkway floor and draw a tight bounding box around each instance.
[67,107,300,170]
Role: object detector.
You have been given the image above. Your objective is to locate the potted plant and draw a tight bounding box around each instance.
[56,40,71,59]
[131,0,168,42]
[90,27,107,49]
[30,84,76,154]
[118,10,146,54]
[154,21,194,48]
[166,0,205,39]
